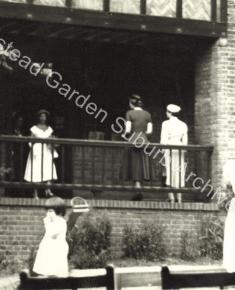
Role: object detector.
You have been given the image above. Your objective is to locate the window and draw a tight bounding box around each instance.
[147,0,176,17]
[71,0,103,10]
[183,0,211,21]
[110,0,140,14]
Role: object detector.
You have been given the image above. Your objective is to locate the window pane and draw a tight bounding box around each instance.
[110,0,140,14]
[183,0,211,21]
[33,0,65,6]
[147,0,176,17]
[71,0,103,10]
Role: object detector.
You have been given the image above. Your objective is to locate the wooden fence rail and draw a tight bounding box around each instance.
[161,266,235,289]
[18,266,116,290]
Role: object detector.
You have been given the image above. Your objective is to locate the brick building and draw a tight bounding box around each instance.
[195,0,235,188]
[0,0,231,200]
[0,0,233,265]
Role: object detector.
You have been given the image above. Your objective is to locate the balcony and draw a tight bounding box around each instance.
[0,0,227,38]
[0,135,213,201]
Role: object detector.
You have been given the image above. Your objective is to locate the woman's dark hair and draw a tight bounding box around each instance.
[53,206,66,217]
[36,109,50,124]
[130,94,143,108]
[45,197,66,217]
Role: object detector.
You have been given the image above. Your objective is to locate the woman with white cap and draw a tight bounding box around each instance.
[160,104,188,202]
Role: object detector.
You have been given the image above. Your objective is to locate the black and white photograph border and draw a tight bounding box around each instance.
[0,0,234,289]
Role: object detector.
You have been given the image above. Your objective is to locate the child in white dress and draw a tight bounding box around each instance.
[33,197,69,277]
[223,159,235,272]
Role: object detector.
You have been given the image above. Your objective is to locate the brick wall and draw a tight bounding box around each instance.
[195,0,235,187]
[0,198,223,265]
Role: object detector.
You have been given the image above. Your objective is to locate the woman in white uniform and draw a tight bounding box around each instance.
[160,104,188,202]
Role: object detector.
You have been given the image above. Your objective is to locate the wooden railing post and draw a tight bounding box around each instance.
[211,0,217,22]
[176,0,183,18]
[221,0,228,23]
[66,0,72,8]
[103,0,110,12]
[106,265,116,290]
[140,0,147,15]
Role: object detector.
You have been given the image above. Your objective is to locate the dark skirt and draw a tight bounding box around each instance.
[120,147,152,182]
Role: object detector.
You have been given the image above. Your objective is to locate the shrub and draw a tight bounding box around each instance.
[67,211,112,269]
[199,217,223,260]
[216,189,233,211]
[180,231,200,261]
[27,247,37,275]
[122,222,166,261]
[0,251,24,276]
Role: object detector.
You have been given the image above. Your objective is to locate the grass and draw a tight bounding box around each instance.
[109,257,222,267]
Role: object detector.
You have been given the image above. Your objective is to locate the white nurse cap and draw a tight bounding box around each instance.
[167,104,181,113]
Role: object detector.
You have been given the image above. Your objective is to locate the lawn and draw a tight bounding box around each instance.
[108,257,221,268]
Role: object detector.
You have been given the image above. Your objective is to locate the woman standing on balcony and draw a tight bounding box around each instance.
[160,104,188,203]
[121,94,153,189]
[24,109,58,198]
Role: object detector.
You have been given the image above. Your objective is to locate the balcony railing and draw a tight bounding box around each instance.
[0,135,213,198]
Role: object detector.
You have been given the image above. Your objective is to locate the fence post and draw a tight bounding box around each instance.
[106,265,116,290]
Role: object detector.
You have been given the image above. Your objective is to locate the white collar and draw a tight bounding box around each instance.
[134,107,142,111]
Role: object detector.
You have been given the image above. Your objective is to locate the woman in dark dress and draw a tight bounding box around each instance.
[121,95,153,188]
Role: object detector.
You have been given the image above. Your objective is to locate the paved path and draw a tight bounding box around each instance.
[0,276,18,290]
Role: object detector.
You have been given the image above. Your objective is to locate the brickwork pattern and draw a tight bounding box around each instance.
[195,0,235,188]
[0,198,222,263]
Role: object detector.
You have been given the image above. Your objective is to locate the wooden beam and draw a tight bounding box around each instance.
[7,23,38,35]
[0,21,18,33]
[27,24,63,37]
[48,26,77,38]
[61,27,90,40]
[83,30,111,42]
[161,266,235,289]
[0,2,227,38]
